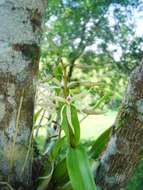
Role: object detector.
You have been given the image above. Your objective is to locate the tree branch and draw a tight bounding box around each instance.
[95,61,143,189]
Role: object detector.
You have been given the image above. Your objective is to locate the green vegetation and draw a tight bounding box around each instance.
[33,0,143,189]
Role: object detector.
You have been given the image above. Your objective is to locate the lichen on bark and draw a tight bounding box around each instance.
[0,0,47,189]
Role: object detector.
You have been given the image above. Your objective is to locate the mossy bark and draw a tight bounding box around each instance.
[95,62,143,190]
[0,1,47,189]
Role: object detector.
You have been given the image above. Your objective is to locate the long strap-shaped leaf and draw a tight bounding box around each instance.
[66,104,80,145]
[61,105,70,140]
[90,127,111,159]
[66,145,96,190]
[61,104,80,147]
[52,157,69,186]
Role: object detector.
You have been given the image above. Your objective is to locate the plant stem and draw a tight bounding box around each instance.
[60,57,69,98]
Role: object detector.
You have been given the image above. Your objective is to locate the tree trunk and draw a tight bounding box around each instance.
[0,0,46,189]
[95,61,143,189]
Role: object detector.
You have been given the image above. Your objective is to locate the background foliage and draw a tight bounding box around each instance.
[34,0,143,189]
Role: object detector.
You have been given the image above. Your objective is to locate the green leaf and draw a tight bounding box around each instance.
[35,133,47,154]
[66,104,80,146]
[66,105,75,133]
[55,181,73,190]
[61,105,70,141]
[34,108,43,125]
[66,145,96,190]
[70,104,80,144]
[90,127,112,159]
[60,105,76,147]
[61,104,80,147]
[93,95,108,109]
[50,137,66,160]
[53,65,62,81]
[52,157,69,185]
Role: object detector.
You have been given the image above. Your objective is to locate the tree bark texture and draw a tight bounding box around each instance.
[0,0,46,188]
[95,62,143,190]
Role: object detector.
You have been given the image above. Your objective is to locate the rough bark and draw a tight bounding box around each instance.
[0,0,47,189]
[95,62,143,190]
